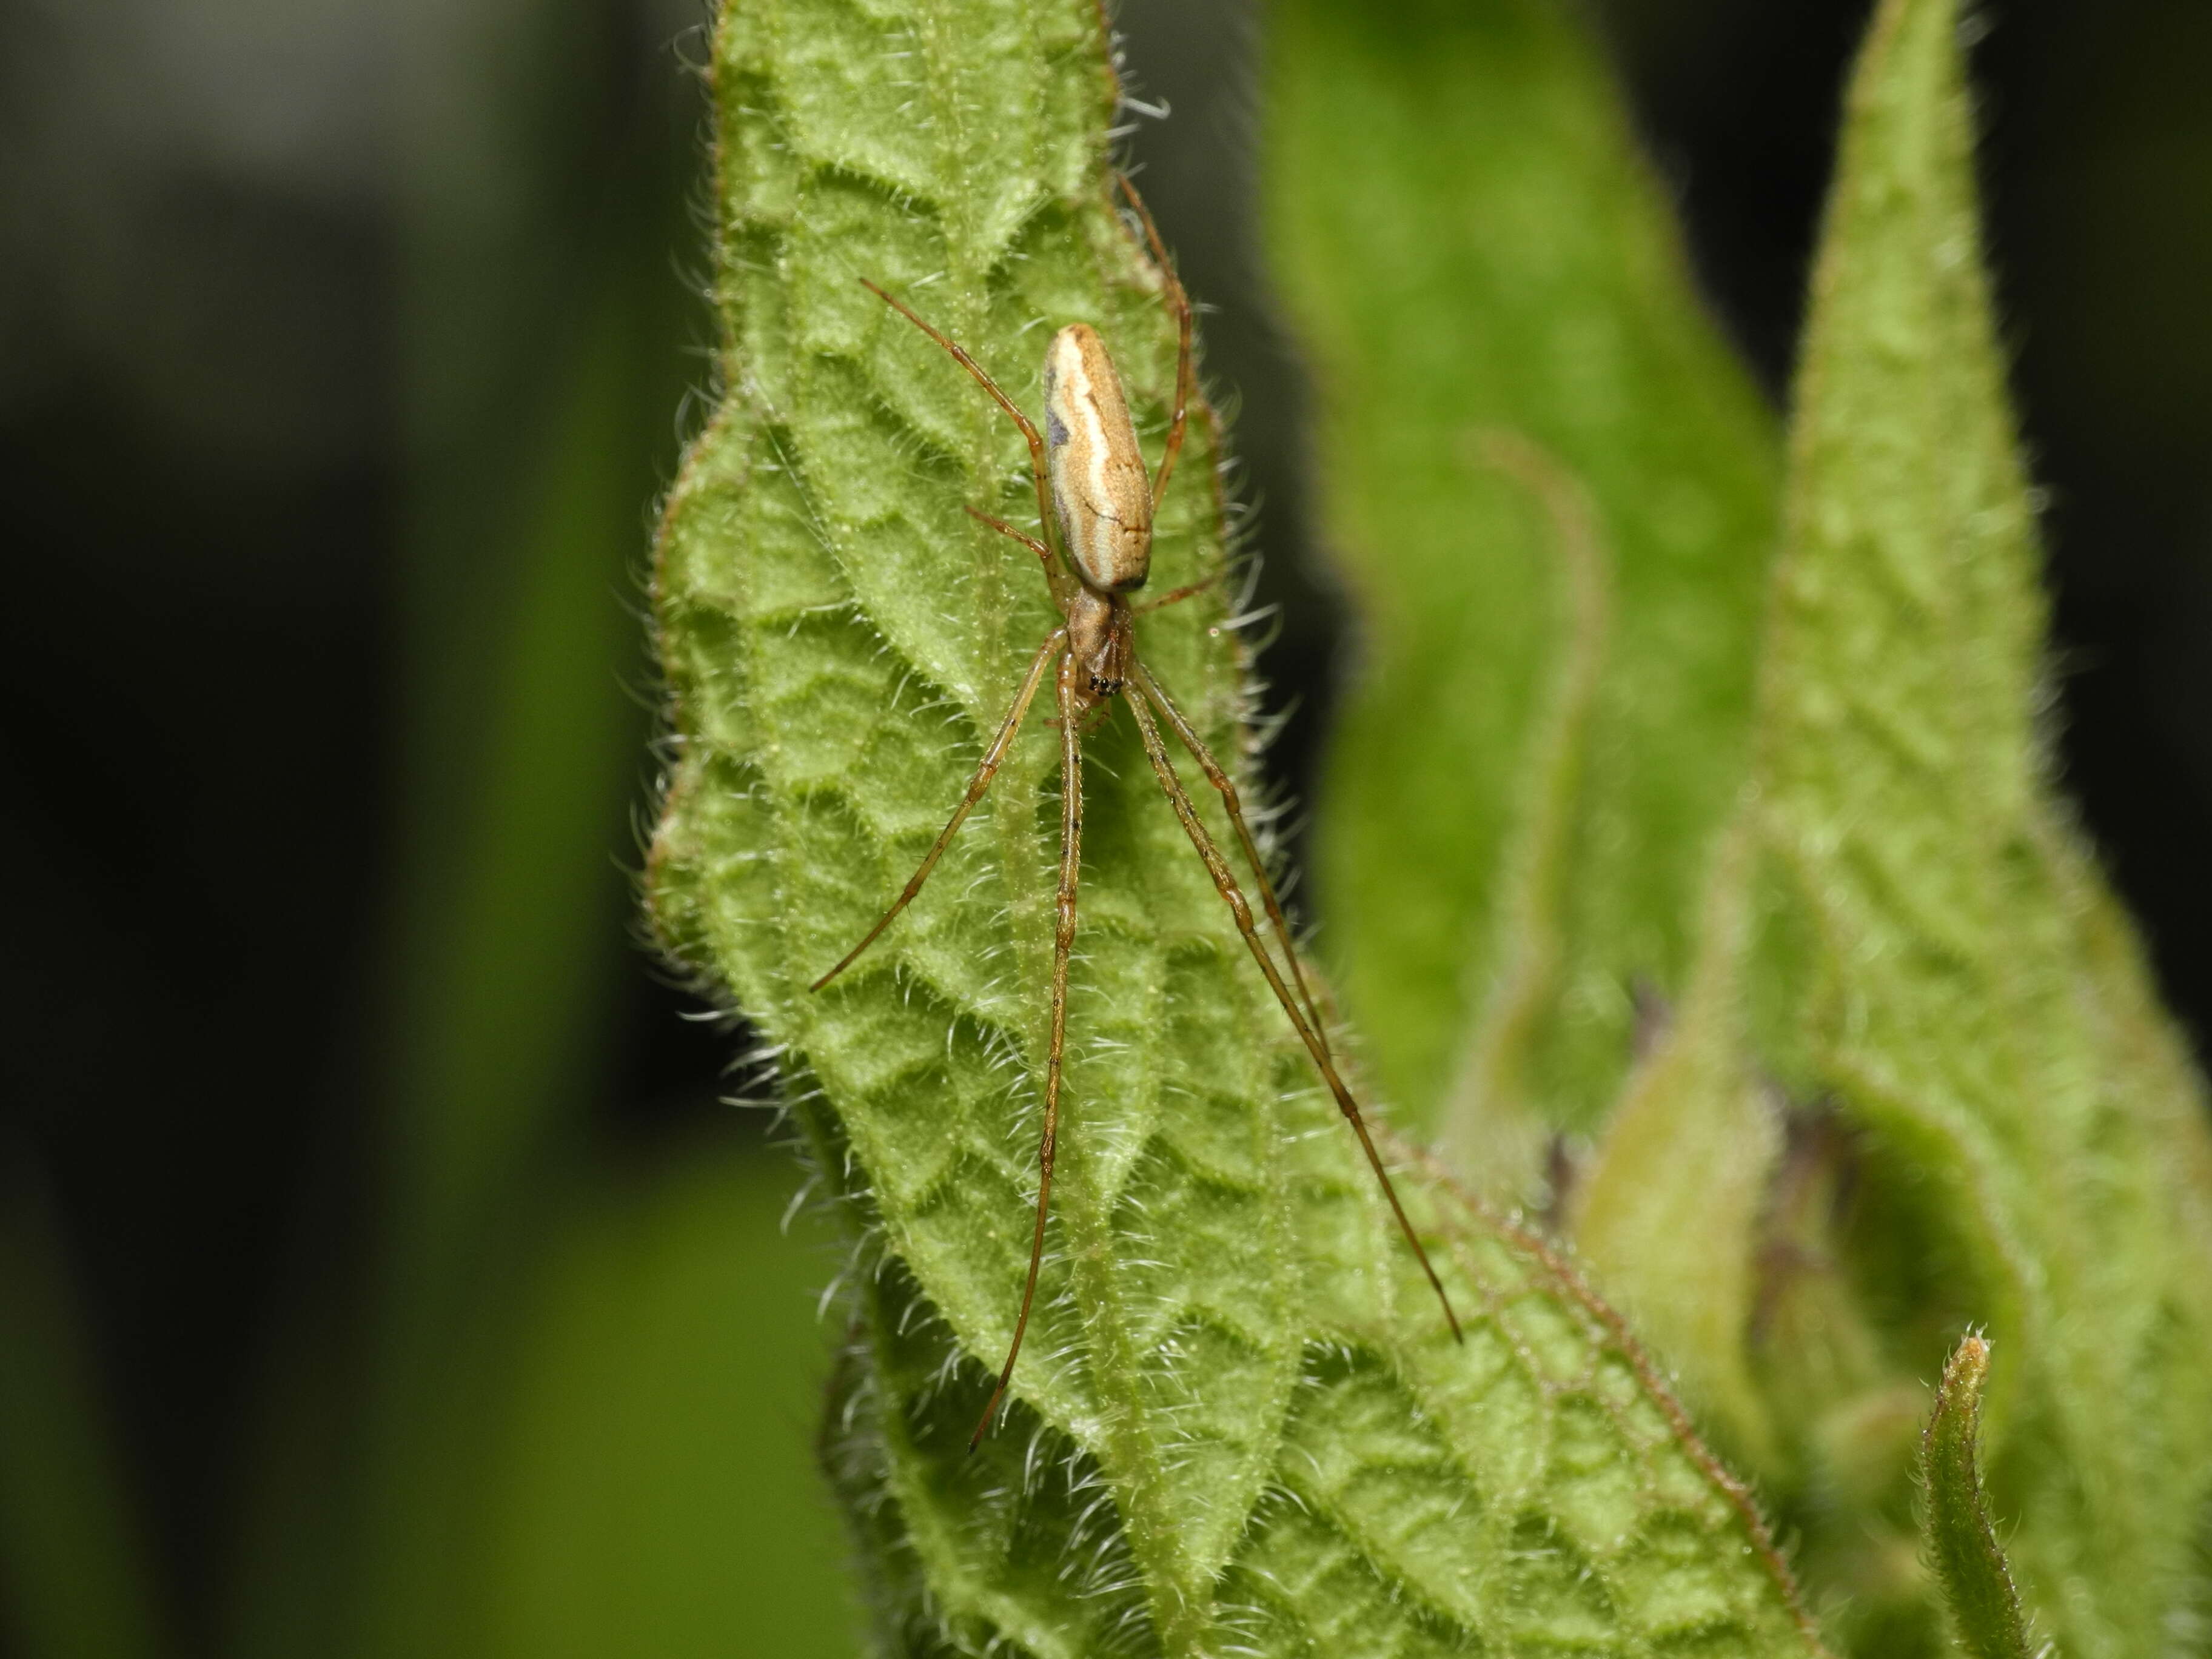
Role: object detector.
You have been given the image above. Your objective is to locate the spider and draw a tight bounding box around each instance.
[813,175,1461,1449]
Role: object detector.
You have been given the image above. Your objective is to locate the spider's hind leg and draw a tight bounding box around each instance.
[1124,675,1464,1347]
[1131,663,1331,1057]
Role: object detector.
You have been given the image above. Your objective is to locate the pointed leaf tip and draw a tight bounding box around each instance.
[1920,1335,2040,1659]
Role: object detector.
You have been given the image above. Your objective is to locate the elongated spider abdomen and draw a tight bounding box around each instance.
[1043,323,1153,594]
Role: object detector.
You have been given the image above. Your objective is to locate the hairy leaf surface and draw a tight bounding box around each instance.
[648,1,1825,1652]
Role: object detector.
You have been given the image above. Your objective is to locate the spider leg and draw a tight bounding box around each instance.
[1125,688,1463,1344]
[1133,663,1332,1060]
[861,278,1059,577]
[1114,173,1191,512]
[1132,568,1224,615]
[1042,705,1110,737]
[972,652,1085,1449]
[965,506,1053,567]
[965,506,1074,608]
[809,628,1068,993]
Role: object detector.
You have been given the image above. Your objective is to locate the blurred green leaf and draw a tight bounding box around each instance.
[349,282,657,1659]
[472,1150,850,1659]
[1264,0,1799,1486]
[1739,0,2212,1649]
[390,297,645,1265]
[235,18,688,1639]
[648,0,1825,1651]
[0,1180,167,1659]
[1917,1336,2037,1659]
[1569,814,1779,1472]
[1267,0,1781,1178]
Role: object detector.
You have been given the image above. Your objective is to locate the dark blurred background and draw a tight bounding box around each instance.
[1,0,2205,1653]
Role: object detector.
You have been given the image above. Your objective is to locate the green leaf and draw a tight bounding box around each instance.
[1262,0,1797,1492]
[819,1160,1831,1658]
[1265,0,1781,1174]
[1563,0,2212,1643]
[348,283,667,1659]
[1569,813,1780,1472]
[471,1153,851,1659]
[1918,1336,2037,1659]
[1266,0,2212,1651]
[1733,0,2212,1648]
[649,0,1825,1651]
[233,4,701,1627]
